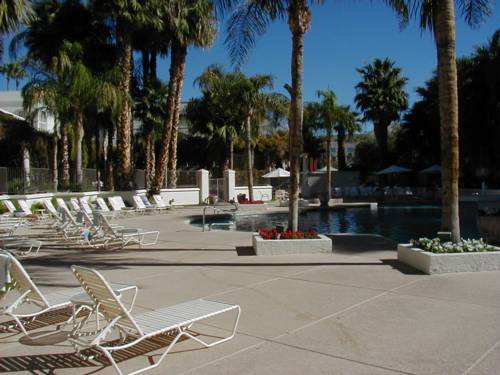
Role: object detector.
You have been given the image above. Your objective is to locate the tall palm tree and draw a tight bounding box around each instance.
[315,90,337,204]
[354,58,408,167]
[134,82,167,189]
[92,0,160,186]
[408,0,493,242]
[149,0,216,194]
[224,0,408,230]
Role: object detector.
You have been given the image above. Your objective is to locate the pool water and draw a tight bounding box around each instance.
[193,203,480,243]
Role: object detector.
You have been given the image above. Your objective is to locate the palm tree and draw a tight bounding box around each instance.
[134,82,167,189]
[23,42,120,188]
[191,65,242,170]
[354,58,408,167]
[224,0,408,230]
[408,0,493,242]
[0,62,25,89]
[0,0,31,57]
[315,90,337,204]
[92,0,160,186]
[149,0,216,194]
[334,105,360,171]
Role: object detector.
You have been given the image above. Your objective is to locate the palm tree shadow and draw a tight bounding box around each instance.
[0,332,196,373]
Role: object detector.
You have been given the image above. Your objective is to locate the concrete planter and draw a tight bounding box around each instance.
[398,243,500,274]
[252,233,332,256]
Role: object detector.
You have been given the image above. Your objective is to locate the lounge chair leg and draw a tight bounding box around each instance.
[99,327,184,375]
[183,306,241,348]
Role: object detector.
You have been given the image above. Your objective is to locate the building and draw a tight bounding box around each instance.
[330,140,358,167]
[0,91,56,134]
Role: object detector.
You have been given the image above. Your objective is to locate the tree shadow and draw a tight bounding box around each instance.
[0,332,195,373]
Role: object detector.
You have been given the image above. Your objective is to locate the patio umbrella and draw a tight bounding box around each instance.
[376,165,412,175]
[316,166,338,172]
[262,168,290,178]
[420,164,441,174]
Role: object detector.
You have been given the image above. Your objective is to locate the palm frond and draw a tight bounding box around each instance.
[458,0,492,27]
[225,0,286,67]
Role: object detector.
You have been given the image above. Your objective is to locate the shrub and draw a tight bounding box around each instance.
[411,237,497,253]
[30,202,45,211]
[0,201,7,214]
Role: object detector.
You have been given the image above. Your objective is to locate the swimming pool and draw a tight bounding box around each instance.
[191,203,480,243]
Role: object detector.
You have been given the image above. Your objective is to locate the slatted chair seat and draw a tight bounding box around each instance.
[134,299,237,335]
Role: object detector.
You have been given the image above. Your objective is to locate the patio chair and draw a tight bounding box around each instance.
[109,196,138,216]
[97,213,159,248]
[152,195,172,211]
[0,238,42,257]
[132,195,157,214]
[70,198,82,212]
[70,265,241,375]
[0,252,137,338]
[17,200,34,216]
[56,198,74,214]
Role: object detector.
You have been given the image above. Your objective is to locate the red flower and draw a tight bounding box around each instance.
[259,227,318,240]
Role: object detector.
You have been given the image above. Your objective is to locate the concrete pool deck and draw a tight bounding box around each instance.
[1,204,500,374]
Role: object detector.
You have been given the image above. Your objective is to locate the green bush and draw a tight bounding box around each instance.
[0,201,7,214]
[411,238,497,253]
[30,202,45,211]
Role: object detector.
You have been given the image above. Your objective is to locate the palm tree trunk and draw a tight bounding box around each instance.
[435,0,460,242]
[337,128,347,170]
[104,125,114,191]
[51,134,58,192]
[150,42,186,195]
[22,143,30,191]
[145,131,155,189]
[287,2,310,231]
[6,79,9,91]
[374,121,388,167]
[61,124,70,189]
[245,115,254,201]
[325,132,332,202]
[75,113,84,185]
[116,26,132,182]
[229,139,234,170]
[167,48,187,189]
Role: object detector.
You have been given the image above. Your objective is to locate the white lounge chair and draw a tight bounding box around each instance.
[70,265,240,375]
[153,195,171,211]
[70,198,82,212]
[56,198,73,214]
[96,197,111,212]
[16,200,33,216]
[109,196,138,216]
[97,213,159,248]
[132,195,157,214]
[0,252,136,338]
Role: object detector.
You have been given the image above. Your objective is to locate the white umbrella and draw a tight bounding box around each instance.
[262,168,290,178]
[316,166,338,172]
[420,164,441,174]
[376,165,412,175]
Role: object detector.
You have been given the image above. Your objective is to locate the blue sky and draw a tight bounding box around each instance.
[171,1,500,111]
[1,1,499,117]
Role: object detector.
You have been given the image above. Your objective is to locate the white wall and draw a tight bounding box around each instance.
[160,188,200,206]
[235,186,273,201]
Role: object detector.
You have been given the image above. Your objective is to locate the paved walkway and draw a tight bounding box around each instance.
[1,206,500,374]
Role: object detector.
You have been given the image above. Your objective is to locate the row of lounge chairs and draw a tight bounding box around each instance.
[0,251,240,375]
[0,194,170,255]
